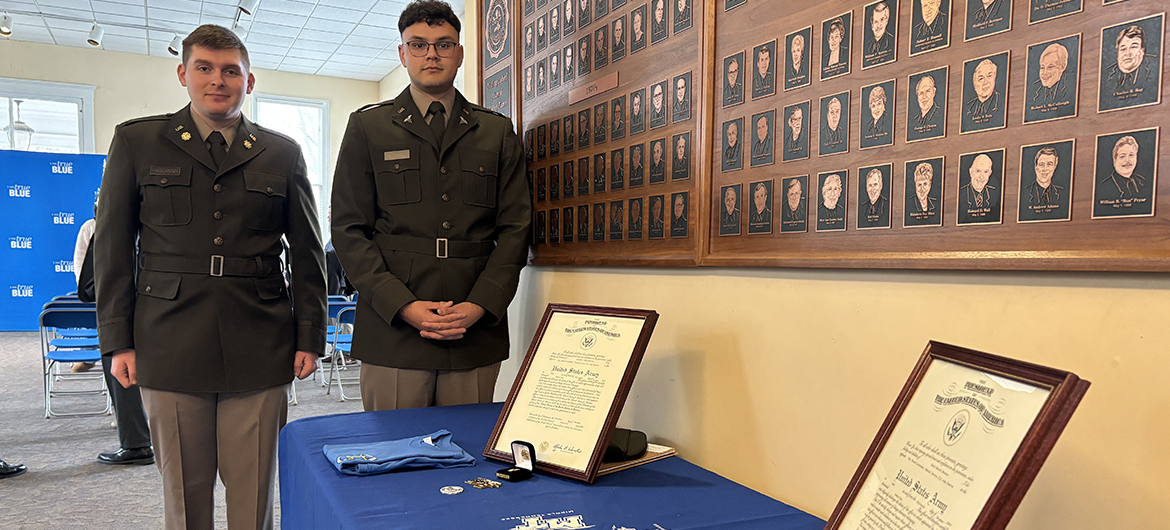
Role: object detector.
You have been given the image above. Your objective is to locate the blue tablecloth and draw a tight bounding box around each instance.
[279,403,825,530]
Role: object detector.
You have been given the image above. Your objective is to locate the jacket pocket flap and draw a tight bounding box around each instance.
[143,166,191,187]
[255,276,285,300]
[138,271,181,300]
[243,171,287,198]
[460,150,499,176]
[375,148,420,173]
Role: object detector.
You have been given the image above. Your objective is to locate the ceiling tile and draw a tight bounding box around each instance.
[36,0,92,9]
[94,13,147,28]
[259,0,316,17]
[277,64,320,75]
[317,0,378,10]
[351,23,396,39]
[297,31,346,44]
[37,6,93,19]
[245,41,290,56]
[279,57,324,69]
[284,48,331,60]
[13,32,57,44]
[311,5,365,23]
[354,73,385,82]
[250,23,301,38]
[48,28,94,47]
[148,7,203,25]
[253,10,309,28]
[101,35,149,54]
[342,34,389,50]
[0,1,38,10]
[5,20,51,38]
[335,43,381,57]
[369,0,406,16]
[102,23,149,39]
[92,1,147,17]
[151,0,204,13]
[200,3,238,18]
[302,17,355,34]
[198,15,235,27]
[290,38,339,52]
[247,32,295,48]
[328,53,371,66]
[43,18,94,32]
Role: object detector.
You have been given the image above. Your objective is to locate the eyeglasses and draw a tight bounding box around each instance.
[405,40,459,58]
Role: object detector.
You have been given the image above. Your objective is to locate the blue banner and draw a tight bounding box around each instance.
[1,150,105,330]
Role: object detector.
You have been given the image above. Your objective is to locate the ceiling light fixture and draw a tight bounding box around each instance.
[238,0,260,16]
[231,22,248,40]
[0,13,13,37]
[167,34,182,55]
[86,23,103,47]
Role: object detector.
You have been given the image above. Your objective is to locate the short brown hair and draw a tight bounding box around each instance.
[182,24,251,71]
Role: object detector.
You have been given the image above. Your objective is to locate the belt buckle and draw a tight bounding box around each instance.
[210,255,225,277]
[436,238,449,259]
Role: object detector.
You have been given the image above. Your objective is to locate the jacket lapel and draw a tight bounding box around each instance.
[165,106,216,173]
[215,117,266,179]
[390,87,440,154]
[440,94,479,158]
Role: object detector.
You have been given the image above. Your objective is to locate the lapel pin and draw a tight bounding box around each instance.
[175,125,184,131]
[404,115,413,123]
[181,132,192,141]
[243,140,253,149]
[398,107,405,114]
[459,117,468,125]
[249,133,257,141]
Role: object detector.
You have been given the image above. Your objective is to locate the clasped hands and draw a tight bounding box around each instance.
[397,301,485,340]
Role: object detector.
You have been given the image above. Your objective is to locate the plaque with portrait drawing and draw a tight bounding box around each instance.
[578,157,591,196]
[630,88,646,134]
[594,101,607,145]
[536,58,547,95]
[537,167,547,202]
[563,115,575,154]
[1028,0,1081,25]
[577,109,590,149]
[524,129,534,163]
[857,163,892,230]
[821,13,853,81]
[549,50,561,90]
[750,109,776,167]
[1092,127,1158,219]
[819,91,850,157]
[537,12,548,52]
[957,148,1005,225]
[536,210,547,244]
[577,204,590,241]
[563,43,575,82]
[671,132,691,181]
[816,171,848,232]
[910,0,951,56]
[964,0,1011,41]
[484,0,512,70]
[650,0,669,44]
[670,191,689,238]
[631,5,647,53]
[777,177,804,234]
[649,137,667,184]
[649,80,668,129]
[611,148,625,190]
[593,153,607,193]
[1024,34,1079,124]
[578,35,591,76]
[538,0,547,7]
[550,5,562,45]
[564,0,575,37]
[594,25,609,70]
[611,95,626,141]
[719,184,743,236]
[612,15,627,62]
[563,206,574,242]
[672,71,692,123]
[549,208,560,243]
[550,119,561,157]
[674,0,692,33]
[550,164,560,200]
[526,0,535,16]
[578,0,591,27]
[723,51,746,108]
[960,51,1009,134]
[860,80,895,150]
[615,0,627,8]
[750,179,777,234]
[537,124,547,160]
[721,117,744,172]
[648,194,666,239]
[593,202,606,241]
[524,65,535,101]
[524,22,535,58]
[780,102,808,163]
[609,200,624,240]
[628,197,644,240]
[1018,139,1074,223]
[906,66,947,143]
[785,26,813,91]
[629,143,645,187]
[751,40,777,99]
[483,67,512,119]
[903,156,944,228]
[563,160,575,198]
[1098,14,1163,114]
[726,0,747,11]
[862,0,898,69]
[595,0,608,18]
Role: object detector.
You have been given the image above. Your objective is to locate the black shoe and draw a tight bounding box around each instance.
[97,447,155,465]
[0,459,27,479]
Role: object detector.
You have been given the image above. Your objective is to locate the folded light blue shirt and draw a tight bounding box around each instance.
[323,429,476,476]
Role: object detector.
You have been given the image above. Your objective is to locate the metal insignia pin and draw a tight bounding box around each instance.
[175,125,184,131]
[398,107,405,114]
[249,134,257,141]
[459,117,468,124]
[404,115,413,123]
[243,140,253,149]
[181,132,192,141]
[440,486,463,495]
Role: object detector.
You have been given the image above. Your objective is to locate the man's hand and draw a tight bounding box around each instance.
[110,349,137,388]
[398,301,486,340]
[293,351,317,380]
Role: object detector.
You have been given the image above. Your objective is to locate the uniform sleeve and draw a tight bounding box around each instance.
[94,127,140,355]
[331,111,418,326]
[465,121,532,325]
[286,150,328,354]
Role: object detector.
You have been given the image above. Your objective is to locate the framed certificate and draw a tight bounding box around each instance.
[826,341,1090,530]
[485,304,659,484]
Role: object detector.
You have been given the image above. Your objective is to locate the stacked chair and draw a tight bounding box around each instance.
[325,298,359,401]
[39,294,110,418]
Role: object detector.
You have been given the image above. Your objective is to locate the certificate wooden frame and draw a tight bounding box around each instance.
[825,341,1090,530]
[484,303,659,484]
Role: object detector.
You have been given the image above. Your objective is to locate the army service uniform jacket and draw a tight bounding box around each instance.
[95,105,327,393]
[331,87,531,371]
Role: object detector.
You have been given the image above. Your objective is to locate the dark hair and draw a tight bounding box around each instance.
[399,1,462,34]
[182,24,250,71]
[1115,25,1145,51]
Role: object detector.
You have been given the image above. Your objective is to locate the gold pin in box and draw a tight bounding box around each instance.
[496,440,535,482]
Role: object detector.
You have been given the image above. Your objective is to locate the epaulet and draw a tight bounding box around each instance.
[118,113,171,128]
[468,103,507,119]
[254,124,297,145]
[357,99,395,113]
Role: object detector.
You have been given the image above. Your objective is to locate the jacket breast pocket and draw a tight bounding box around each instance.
[461,150,498,208]
[141,166,192,226]
[243,170,286,231]
[374,148,422,206]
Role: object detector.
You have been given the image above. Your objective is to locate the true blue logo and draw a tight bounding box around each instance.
[51,161,74,174]
[8,184,31,198]
[9,236,32,249]
[53,212,76,225]
[10,284,34,298]
[54,260,74,273]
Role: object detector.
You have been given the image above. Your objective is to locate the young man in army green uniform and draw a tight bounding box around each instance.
[95,25,326,530]
[331,0,531,411]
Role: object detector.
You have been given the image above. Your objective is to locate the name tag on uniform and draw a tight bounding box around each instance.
[384,150,411,161]
[149,166,182,176]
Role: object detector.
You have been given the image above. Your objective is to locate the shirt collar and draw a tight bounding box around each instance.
[409,85,457,122]
[189,107,240,148]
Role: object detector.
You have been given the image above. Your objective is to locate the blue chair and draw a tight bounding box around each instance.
[39,308,111,418]
[320,301,356,385]
[326,306,360,401]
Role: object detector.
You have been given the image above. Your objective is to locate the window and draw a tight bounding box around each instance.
[250,94,330,238]
[0,78,95,153]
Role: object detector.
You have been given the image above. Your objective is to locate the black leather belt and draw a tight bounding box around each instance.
[140,254,282,277]
[374,234,495,259]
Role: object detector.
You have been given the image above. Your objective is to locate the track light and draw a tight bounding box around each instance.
[86,23,103,47]
[0,14,13,37]
[167,34,182,55]
[231,22,248,40]
[238,0,260,16]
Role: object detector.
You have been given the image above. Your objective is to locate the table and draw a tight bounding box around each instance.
[279,403,825,530]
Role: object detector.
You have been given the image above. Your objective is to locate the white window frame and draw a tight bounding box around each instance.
[250,94,330,238]
[0,77,96,154]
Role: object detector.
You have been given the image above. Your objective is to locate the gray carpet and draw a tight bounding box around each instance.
[0,331,365,529]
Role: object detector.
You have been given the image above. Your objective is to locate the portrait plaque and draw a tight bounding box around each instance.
[648,194,666,239]
[537,167,547,202]
[826,341,1089,530]
[563,115,575,154]
[577,204,589,241]
[486,305,659,485]
[907,66,947,143]
[538,0,546,7]
[526,0,535,16]
[964,0,1011,41]
[563,206,574,243]
[1102,0,1128,5]
[549,208,560,243]
[550,164,560,199]
[649,80,669,129]
[609,200,624,240]
[630,88,646,135]
[723,51,747,108]
[611,147,625,190]
[862,0,899,69]
[785,26,813,91]
[904,157,944,228]
[629,143,645,187]
[550,6,562,45]
[524,22,535,59]
[819,91,851,157]
[674,0,692,33]
[578,35,591,76]
[857,163,892,230]
[483,67,513,118]
[611,95,627,140]
[594,101,608,145]
[672,71,693,123]
[1023,34,1080,125]
[781,102,809,162]
[1028,0,1082,25]
[524,129,534,163]
[578,157,590,196]
[860,79,896,150]
[526,170,534,199]
[550,119,561,157]
[1018,140,1074,223]
[779,176,808,234]
[536,210,547,244]
[594,25,609,70]
[593,153,607,193]
[957,148,1005,225]
[537,12,548,52]
[960,51,1009,134]
[537,123,548,159]
[593,202,606,241]
[579,0,591,28]
[612,14,627,62]
[563,43,576,82]
[670,191,689,237]
[549,50,561,90]
[750,179,777,234]
[1097,14,1163,113]
[650,0,669,44]
[524,65,535,101]
[649,137,667,184]
[564,0,575,37]
[631,4,648,53]
[536,58,548,96]
[595,0,608,18]
[719,184,743,236]
[816,170,849,232]
[726,0,747,10]
[1091,127,1158,219]
[628,197,644,240]
[821,12,853,81]
[563,160,576,198]
[671,132,691,181]
[721,117,745,172]
[751,109,777,167]
[484,0,512,69]
[910,0,951,56]
[751,40,777,99]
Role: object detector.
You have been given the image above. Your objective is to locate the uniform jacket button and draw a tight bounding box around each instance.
[160,177,169,184]
[441,193,450,202]
[213,237,224,246]
[213,211,223,220]
[479,166,485,172]
[266,186,273,193]
[394,163,400,169]
[214,184,223,192]
[440,167,448,174]
[145,286,152,293]
[442,221,452,230]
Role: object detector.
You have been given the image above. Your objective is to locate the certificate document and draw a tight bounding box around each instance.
[838,358,1051,529]
[493,311,647,474]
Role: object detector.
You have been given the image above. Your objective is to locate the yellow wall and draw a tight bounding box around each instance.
[499,267,1170,528]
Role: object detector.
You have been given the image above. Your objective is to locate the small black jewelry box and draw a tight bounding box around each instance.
[496,440,535,482]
